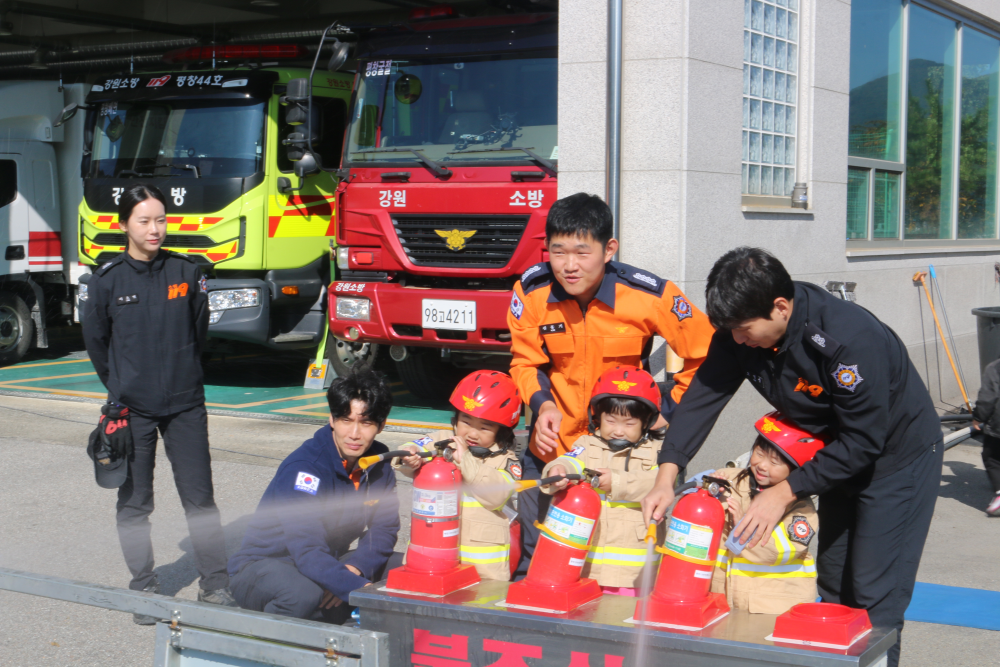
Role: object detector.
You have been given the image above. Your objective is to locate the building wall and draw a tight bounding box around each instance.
[559,0,996,470]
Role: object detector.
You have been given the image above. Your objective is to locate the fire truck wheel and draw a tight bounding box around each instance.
[328,332,379,377]
[394,350,464,400]
[0,292,34,367]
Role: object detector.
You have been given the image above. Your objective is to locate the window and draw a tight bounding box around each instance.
[847,1,1000,245]
[277,96,348,173]
[0,160,15,208]
[90,99,266,179]
[742,0,800,201]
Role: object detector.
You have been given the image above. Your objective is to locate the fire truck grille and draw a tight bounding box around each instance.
[92,233,219,249]
[391,215,529,268]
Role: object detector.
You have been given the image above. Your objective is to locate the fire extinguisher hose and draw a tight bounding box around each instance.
[514,473,587,492]
[358,449,435,470]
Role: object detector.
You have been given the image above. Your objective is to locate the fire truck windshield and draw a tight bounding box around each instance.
[89,98,266,179]
[346,56,556,167]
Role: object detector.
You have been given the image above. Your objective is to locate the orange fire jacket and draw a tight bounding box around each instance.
[507,261,715,462]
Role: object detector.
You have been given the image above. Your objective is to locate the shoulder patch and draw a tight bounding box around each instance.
[294,471,320,495]
[614,262,667,296]
[832,363,864,393]
[804,323,840,358]
[199,275,208,293]
[787,515,814,546]
[566,445,586,459]
[519,262,552,295]
[510,293,524,320]
[671,295,693,322]
[505,459,522,480]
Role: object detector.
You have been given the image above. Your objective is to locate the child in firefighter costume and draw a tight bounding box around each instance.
[397,371,522,581]
[540,366,664,596]
[708,412,825,614]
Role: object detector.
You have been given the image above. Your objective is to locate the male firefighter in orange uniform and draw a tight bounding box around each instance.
[507,193,715,578]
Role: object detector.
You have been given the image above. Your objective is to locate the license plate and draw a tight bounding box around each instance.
[421,299,476,332]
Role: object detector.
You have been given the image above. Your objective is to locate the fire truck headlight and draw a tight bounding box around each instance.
[208,288,261,314]
[336,296,370,321]
[337,247,350,270]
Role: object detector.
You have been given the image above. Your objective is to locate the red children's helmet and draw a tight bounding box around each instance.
[589,365,662,430]
[449,370,522,428]
[754,412,829,468]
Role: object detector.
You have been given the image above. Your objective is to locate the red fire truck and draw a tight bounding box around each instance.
[327,10,557,397]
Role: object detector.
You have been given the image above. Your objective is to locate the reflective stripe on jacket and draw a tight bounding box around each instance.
[709,467,818,614]
[541,434,662,588]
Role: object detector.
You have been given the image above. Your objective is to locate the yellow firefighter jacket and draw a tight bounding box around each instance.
[709,467,819,614]
[540,434,663,588]
[393,431,520,581]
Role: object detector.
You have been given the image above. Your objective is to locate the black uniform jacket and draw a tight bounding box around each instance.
[83,251,209,417]
[657,282,940,497]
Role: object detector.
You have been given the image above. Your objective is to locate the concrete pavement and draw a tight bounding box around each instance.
[0,394,996,666]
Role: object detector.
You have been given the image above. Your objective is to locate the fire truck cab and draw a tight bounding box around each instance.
[329,12,557,397]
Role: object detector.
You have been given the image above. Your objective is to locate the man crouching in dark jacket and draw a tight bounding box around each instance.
[228,367,402,623]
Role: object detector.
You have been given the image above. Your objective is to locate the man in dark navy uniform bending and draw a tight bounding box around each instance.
[642,247,941,667]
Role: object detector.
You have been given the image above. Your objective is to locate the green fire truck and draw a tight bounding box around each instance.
[67,46,352,351]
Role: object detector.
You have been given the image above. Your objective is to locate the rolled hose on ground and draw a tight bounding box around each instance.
[940,414,973,423]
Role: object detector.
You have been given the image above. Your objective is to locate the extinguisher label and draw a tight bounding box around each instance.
[412,488,458,518]
[569,557,586,567]
[544,507,595,546]
[665,517,713,561]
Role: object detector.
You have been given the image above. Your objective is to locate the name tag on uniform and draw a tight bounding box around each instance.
[540,322,566,335]
[116,294,140,305]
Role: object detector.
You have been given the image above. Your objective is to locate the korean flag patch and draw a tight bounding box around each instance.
[832,363,863,392]
[787,515,814,546]
[510,293,524,320]
[294,471,320,495]
[566,445,586,459]
[671,295,693,322]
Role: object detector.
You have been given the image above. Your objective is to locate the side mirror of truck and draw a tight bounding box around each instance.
[54,102,89,128]
[277,153,319,195]
[327,39,350,72]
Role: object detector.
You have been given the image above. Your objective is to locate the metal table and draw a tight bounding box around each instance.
[351,580,894,667]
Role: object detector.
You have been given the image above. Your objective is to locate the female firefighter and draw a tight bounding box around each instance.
[540,366,664,596]
[398,371,523,580]
[82,183,235,624]
[707,412,825,614]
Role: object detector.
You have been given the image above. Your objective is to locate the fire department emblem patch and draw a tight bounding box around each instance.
[671,295,693,321]
[199,275,208,293]
[506,460,522,479]
[787,515,814,546]
[832,363,863,392]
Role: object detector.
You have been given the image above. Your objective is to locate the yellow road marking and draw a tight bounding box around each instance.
[205,393,326,409]
[1,358,92,370]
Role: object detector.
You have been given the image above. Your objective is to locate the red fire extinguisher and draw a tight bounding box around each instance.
[634,482,731,630]
[505,475,604,613]
[385,454,480,596]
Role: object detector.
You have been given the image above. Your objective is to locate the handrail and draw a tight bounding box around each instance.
[0,567,389,667]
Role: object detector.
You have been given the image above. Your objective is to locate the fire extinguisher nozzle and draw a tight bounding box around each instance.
[644,521,657,544]
[357,454,384,470]
[514,480,539,492]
